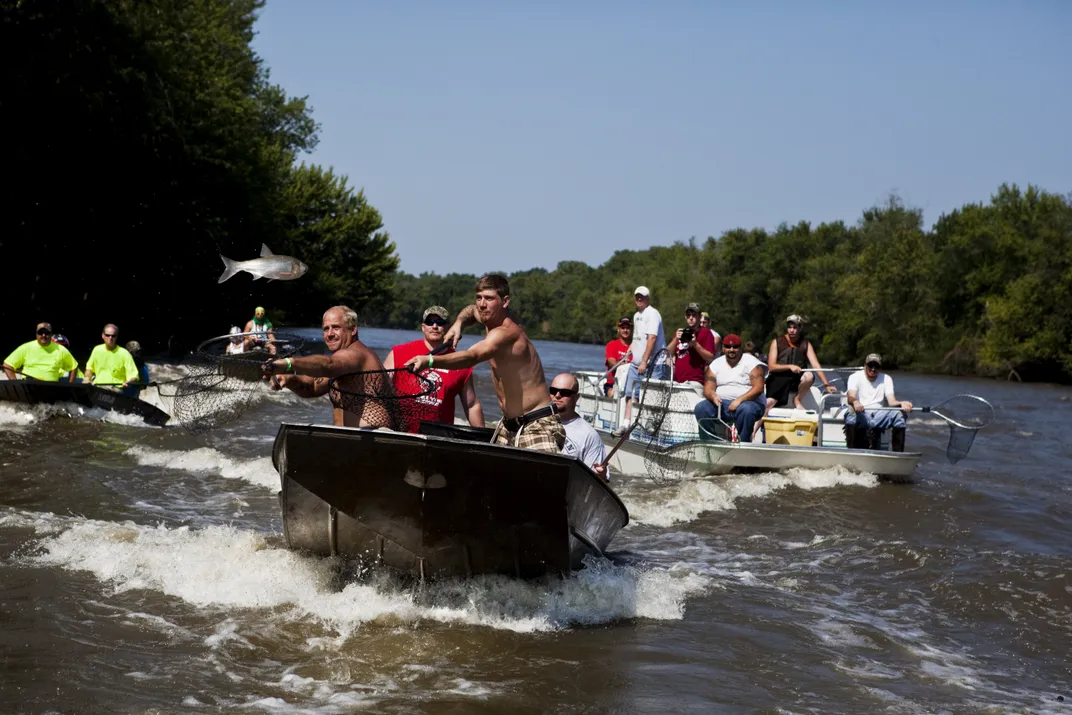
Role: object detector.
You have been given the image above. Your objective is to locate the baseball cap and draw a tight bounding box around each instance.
[634,286,650,297]
[52,334,69,346]
[865,353,883,366]
[685,302,701,314]
[126,340,142,354]
[618,316,633,326]
[722,334,742,347]
[786,314,804,325]
[422,305,449,321]
[37,322,53,333]
[229,326,242,335]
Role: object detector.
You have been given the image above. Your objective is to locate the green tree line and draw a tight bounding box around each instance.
[364,185,1072,384]
[1,0,397,363]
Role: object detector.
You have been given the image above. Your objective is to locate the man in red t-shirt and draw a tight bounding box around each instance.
[384,305,485,429]
[603,317,633,397]
[667,302,717,388]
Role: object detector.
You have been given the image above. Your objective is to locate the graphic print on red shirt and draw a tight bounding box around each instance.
[390,339,473,428]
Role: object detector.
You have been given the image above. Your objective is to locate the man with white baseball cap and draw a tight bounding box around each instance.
[614,285,667,435]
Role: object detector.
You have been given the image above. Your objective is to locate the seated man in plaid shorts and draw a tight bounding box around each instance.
[404,274,565,453]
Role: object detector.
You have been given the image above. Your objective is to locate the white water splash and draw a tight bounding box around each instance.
[125,445,278,490]
[0,399,158,428]
[7,510,711,635]
[621,465,878,527]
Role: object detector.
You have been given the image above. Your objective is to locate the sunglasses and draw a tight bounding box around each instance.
[549,387,577,398]
[866,363,880,369]
[723,344,741,349]
[37,329,51,336]
[423,318,447,327]
[104,333,117,338]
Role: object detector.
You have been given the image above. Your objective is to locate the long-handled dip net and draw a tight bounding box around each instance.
[599,349,689,486]
[912,394,995,463]
[328,367,438,432]
[158,331,305,434]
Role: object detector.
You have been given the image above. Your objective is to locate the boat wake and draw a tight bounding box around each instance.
[618,465,879,527]
[0,400,156,428]
[124,444,278,491]
[3,508,712,634]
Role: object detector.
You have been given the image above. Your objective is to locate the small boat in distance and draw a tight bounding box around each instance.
[272,421,629,581]
[0,379,170,427]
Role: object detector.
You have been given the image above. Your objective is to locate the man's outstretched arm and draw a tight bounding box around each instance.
[406,328,507,372]
[263,348,366,379]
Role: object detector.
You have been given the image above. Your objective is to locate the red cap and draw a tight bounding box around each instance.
[722,333,742,347]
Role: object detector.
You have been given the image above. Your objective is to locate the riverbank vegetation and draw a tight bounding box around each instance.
[3,0,397,363]
[365,185,1072,384]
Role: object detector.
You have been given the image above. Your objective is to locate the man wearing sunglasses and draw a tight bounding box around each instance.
[843,354,913,451]
[383,306,485,427]
[3,322,79,382]
[550,373,608,480]
[85,323,139,388]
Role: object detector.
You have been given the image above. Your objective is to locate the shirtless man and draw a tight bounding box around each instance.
[403,274,565,453]
[261,305,388,427]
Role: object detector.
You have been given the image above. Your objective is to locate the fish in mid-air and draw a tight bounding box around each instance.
[218,244,309,283]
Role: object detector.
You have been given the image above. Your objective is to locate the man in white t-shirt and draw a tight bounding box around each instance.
[550,373,609,480]
[615,285,668,435]
[692,333,767,442]
[843,353,913,451]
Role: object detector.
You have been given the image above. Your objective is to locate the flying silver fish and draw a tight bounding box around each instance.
[218,244,309,283]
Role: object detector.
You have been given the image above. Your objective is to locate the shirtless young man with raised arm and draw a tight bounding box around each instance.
[261,305,388,427]
[403,274,565,453]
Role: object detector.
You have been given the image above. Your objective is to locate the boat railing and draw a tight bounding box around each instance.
[575,370,704,446]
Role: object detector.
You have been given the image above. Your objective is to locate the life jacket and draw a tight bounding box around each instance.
[776,334,811,369]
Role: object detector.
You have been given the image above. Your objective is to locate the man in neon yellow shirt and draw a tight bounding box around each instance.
[3,322,79,382]
[85,323,138,387]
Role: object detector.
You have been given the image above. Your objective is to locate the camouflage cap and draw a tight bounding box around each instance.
[422,306,449,321]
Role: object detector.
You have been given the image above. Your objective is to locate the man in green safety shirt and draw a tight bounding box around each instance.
[3,322,79,382]
[85,323,139,388]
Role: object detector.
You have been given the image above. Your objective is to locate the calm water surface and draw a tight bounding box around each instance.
[1,327,1070,714]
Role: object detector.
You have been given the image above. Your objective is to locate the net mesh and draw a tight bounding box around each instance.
[628,350,695,486]
[158,332,304,434]
[329,368,438,432]
[928,394,995,463]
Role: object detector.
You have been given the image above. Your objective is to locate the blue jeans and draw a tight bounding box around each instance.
[844,407,906,430]
[694,397,765,443]
[623,361,670,400]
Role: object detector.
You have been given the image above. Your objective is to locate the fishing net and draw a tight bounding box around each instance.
[158,331,305,434]
[923,394,995,463]
[600,349,693,486]
[328,367,438,432]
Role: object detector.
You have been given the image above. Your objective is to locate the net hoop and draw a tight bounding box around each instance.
[157,331,307,434]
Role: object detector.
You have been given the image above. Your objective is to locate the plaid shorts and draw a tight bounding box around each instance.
[493,414,565,453]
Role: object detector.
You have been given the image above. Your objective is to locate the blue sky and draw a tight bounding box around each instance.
[251,1,1071,276]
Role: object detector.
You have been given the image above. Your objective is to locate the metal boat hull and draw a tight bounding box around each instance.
[272,422,629,580]
[0,379,170,426]
[599,432,920,479]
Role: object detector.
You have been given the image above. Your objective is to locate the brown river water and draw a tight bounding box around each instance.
[1,327,1070,714]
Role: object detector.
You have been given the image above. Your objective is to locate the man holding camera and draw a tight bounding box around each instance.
[668,302,718,390]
